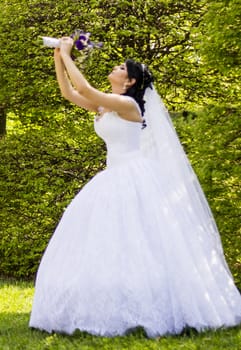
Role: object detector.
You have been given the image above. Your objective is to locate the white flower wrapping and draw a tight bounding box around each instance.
[42,36,61,48]
[41,32,103,58]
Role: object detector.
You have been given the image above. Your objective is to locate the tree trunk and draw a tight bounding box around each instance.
[0,107,6,138]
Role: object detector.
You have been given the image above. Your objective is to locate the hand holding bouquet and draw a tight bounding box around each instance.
[41,30,102,60]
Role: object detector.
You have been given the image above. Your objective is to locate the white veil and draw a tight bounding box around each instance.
[141,86,231,273]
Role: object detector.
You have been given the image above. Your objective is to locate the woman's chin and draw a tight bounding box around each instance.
[108,73,114,82]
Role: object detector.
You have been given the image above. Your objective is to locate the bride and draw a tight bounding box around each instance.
[29,37,241,338]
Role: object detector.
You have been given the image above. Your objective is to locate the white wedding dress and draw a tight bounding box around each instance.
[29,107,241,338]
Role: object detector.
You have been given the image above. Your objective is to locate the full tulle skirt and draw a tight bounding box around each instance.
[29,153,241,337]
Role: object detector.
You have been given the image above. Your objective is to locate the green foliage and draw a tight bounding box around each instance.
[198,0,241,74]
[0,0,208,124]
[0,279,241,349]
[1,106,240,286]
[0,112,105,278]
[0,0,240,115]
[194,0,241,105]
[0,0,240,288]
[174,105,241,286]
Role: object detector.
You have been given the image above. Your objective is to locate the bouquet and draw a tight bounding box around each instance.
[41,30,102,61]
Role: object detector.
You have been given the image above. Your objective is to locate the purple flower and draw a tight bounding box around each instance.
[41,30,102,54]
[79,35,87,41]
[75,39,86,51]
[71,30,102,52]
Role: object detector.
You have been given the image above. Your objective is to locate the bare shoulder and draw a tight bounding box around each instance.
[82,87,142,122]
[101,93,142,122]
[117,96,143,123]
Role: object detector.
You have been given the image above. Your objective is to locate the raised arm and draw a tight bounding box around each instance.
[54,48,98,112]
[59,38,142,122]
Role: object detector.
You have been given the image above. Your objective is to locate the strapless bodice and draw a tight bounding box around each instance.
[94,111,143,167]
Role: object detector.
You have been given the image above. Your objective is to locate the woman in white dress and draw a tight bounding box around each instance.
[29,37,241,338]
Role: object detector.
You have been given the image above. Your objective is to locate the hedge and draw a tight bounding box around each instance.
[0,106,240,289]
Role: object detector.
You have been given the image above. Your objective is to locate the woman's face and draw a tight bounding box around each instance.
[108,63,129,84]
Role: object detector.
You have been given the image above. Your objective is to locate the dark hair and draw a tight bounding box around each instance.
[122,59,154,116]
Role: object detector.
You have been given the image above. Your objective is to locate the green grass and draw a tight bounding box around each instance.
[0,279,240,350]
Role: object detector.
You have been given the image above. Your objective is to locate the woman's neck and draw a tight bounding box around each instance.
[111,83,123,95]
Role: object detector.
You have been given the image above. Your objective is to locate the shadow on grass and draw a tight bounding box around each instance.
[0,311,240,350]
[0,311,146,337]
[0,311,194,342]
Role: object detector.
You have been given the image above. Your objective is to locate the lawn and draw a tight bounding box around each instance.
[0,279,240,350]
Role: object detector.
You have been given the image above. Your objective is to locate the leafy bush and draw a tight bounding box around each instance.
[1,105,240,290]
[0,111,105,278]
[174,105,241,287]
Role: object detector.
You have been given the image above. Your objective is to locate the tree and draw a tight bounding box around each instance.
[0,107,6,138]
[0,0,240,283]
[0,0,209,129]
[194,0,241,105]
[174,105,241,286]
